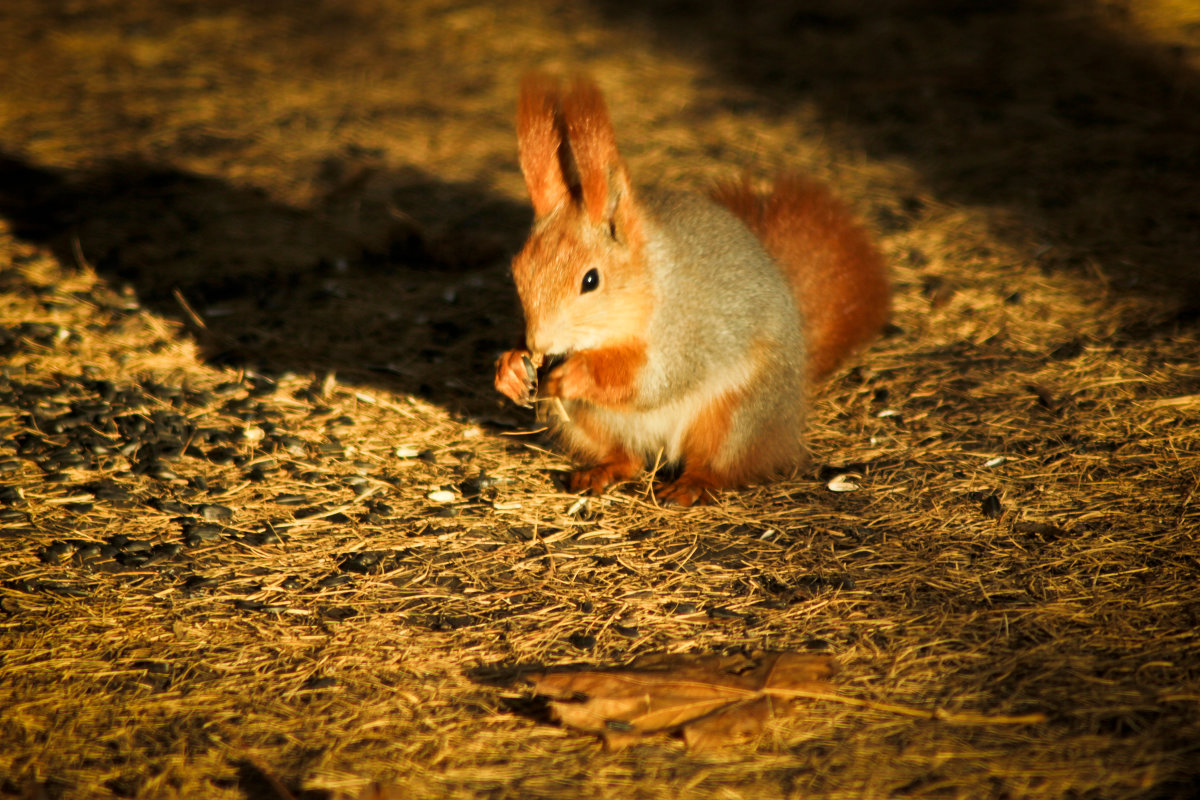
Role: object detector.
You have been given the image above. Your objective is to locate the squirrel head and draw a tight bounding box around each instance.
[511,74,653,359]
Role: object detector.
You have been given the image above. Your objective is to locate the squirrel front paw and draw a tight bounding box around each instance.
[495,349,538,407]
[540,356,591,401]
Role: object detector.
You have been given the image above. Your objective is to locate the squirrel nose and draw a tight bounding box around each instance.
[525,322,551,358]
[527,338,556,359]
[525,310,571,358]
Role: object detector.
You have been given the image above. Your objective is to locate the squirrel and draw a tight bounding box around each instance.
[494,74,890,506]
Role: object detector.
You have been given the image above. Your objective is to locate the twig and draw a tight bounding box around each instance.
[172,287,208,330]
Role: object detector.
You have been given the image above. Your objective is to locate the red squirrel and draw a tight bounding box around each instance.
[495,74,890,506]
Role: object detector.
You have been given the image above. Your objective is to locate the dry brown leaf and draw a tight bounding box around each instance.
[526,651,836,750]
[355,784,405,800]
[681,696,771,751]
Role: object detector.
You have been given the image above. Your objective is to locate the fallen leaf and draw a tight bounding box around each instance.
[356,783,407,800]
[526,651,836,750]
[681,696,770,751]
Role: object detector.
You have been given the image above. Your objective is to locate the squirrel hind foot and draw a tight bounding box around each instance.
[654,474,721,507]
[564,454,642,496]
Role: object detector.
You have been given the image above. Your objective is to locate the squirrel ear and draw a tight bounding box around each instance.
[562,77,636,231]
[517,72,572,217]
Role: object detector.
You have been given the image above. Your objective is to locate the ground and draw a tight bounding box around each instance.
[1,0,1199,798]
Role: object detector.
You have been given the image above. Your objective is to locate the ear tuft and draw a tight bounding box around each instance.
[517,72,570,217]
[561,77,627,225]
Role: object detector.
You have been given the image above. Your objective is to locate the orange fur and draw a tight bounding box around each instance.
[667,335,801,503]
[655,466,723,506]
[711,175,890,381]
[560,403,621,460]
[682,381,744,476]
[512,216,651,354]
[517,73,569,217]
[561,78,625,225]
[542,341,647,407]
[662,387,745,505]
[554,401,644,493]
[564,449,643,495]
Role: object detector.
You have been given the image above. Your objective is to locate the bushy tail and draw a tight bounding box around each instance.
[711,175,890,381]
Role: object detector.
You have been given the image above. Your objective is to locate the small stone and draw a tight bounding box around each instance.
[245,526,284,546]
[273,435,306,455]
[366,500,394,516]
[666,602,698,616]
[568,632,596,651]
[153,542,182,559]
[182,523,225,546]
[207,446,238,465]
[147,464,181,481]
[234,599,266,612]
[73,544,102,562]
[148,497,192,515]
[339,551,384,574]
[183,575,220,591]
[706,606,743,620]
[981,493,1004,519]
[320,606,357,621]
[117,552,151,567]
[197,504,234,521]
[293,506,326,519]
[38,541,76,564]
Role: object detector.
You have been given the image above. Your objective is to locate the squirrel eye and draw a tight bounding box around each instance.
[581,268,600,294]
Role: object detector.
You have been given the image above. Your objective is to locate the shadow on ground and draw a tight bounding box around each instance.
[2,0,1197,415]
[0,153,530,418]
[590,0,1200,312]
